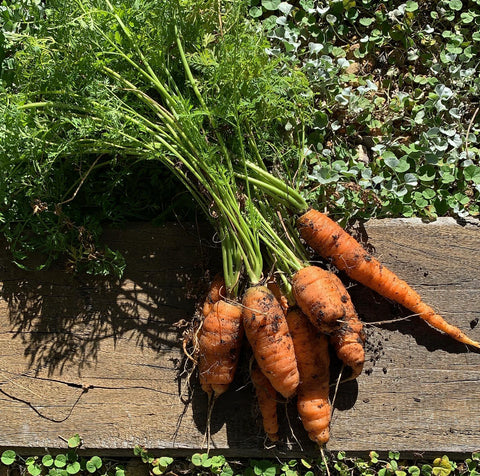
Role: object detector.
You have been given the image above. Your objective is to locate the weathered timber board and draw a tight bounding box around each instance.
[0,219,479,457]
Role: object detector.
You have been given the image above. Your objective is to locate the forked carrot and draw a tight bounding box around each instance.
[251,363,279,442]
[242,286,300,399]
[297,208,480,348]
[286,308,331,445]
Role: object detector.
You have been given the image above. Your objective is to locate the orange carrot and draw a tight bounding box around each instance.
[286,308,331,445]
[328,273,365,380]
[266,278,289,315]
[242,286,300,399]
[251,363,279,442]
[202,273,226,317]
[292,265,350,333]
[198,300,243,397]
[297,208,480,348]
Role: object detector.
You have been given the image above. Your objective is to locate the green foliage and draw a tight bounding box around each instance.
[248,0,480,222]
[1,0,479,276]
[2,444,480,476]
[0,436,122,475]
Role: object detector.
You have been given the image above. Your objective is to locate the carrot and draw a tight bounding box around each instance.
[266,278,289,315]
[330,314,364,381]
[202,273,226,317]
[286,308,331,445]
[242,286,300,399]
[251,363,279,442]
[291,265,350,333]
[297,208,480,348]
[328,272,365,381]
[197,300,244,397]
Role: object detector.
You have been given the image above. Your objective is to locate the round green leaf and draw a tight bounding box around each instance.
[42,455,55,467]
[1,450,16,465]
[448,0,463,9]
[262,0,281,10]
[55,455,67,468]
[158,457,173,467]
[405,0,419,11]
[464,165,480,184]
[359,17,375,26]
[27,464,42,476]
[422,189,436,199]
[67,434,81,449]
[191,454,203,467]
[249,6,263,17]
[404,173,418,186]
[115,467,126,476]
[86,456,103,473]
[66,462,81,475]
[394,160,410,173]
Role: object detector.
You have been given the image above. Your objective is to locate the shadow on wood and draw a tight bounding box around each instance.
[0,218,479,457]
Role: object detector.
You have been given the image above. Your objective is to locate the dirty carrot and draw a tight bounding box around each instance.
[297,208,480,348]
[286,308,331,446]
[202,273,226,317]
[242,285,300,399]
[328,272,365,381]
[251,363,279,442]
[266,278,289,316]
[197,300,244,397]
[291,265,351,333]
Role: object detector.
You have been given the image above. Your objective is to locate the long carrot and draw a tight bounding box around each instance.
[251,363,280,442]
[197,299,244,397]
[242,285,300,399]
[297,208,480,348]
[286,308,331,446]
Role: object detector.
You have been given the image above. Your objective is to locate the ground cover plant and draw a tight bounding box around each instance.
[2,441,480,476]
[1,0,479,451]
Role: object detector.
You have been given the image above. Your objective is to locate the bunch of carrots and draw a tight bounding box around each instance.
[7,0,478,448]
[194,198,480,447]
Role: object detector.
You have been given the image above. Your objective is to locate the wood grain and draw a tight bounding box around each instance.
[0,219,479,457]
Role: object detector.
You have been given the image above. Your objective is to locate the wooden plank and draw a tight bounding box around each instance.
[0,219,479,457]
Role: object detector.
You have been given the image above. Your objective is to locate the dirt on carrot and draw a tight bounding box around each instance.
[297,208,480,349]
[197,300,244,397]
[242,285,300,399]
[286,308,331,446]
[251,362,280,442]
